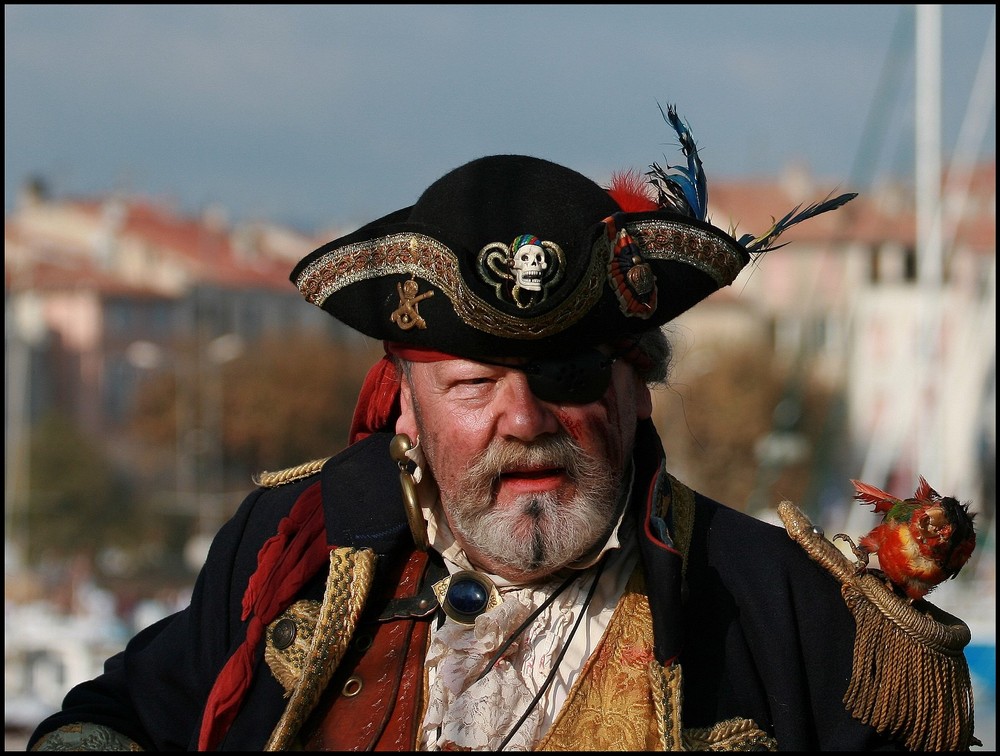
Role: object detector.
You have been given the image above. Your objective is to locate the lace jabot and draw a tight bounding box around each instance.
[419,490,638,750]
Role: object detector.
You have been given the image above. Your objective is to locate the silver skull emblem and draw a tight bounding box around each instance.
[511,240,548,291]
[476,234,566,310]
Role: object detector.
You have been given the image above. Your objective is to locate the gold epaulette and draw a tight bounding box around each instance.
[253,457,331,488]
[777,501,977,751]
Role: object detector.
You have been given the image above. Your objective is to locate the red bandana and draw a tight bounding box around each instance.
[348,342,461,444]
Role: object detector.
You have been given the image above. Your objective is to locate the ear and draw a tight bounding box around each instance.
[395,373,419,439]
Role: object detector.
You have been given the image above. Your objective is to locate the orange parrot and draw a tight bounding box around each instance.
[833,476,977,602]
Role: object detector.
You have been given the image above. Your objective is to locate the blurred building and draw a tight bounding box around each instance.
[5,181,353,435]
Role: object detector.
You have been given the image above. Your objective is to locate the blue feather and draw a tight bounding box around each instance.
[742,191,858,254]
[640,101,857,254]
[645,103,708,221]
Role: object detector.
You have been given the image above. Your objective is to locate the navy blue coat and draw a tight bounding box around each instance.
[28,424,898,751]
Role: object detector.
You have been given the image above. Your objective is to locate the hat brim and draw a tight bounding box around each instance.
[291,208,747,360]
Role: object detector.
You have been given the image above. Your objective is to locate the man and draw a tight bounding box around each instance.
[29,106,976,751]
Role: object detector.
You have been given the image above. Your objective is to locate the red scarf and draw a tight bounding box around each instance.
[198,482,329,750]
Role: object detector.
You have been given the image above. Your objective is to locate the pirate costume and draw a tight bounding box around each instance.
[29,105,976,752]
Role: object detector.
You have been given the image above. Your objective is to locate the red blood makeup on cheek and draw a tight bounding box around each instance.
[555,411,582,437]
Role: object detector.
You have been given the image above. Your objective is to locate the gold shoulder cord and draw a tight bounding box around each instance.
[253,457,331,488]
[778,501,977,751]
[265,547,377,750]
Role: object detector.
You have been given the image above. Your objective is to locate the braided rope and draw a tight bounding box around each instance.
[264,600,321,694]
[253,457,330,488]
[265,547,376,750]
[682,718,777,752]
[647,661,684,750]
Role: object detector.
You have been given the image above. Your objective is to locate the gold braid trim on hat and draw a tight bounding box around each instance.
[629,219,746,287]
[253,457,330,488]
[295,232,608,338]
[777,501,977,751]
[295,218,746,338]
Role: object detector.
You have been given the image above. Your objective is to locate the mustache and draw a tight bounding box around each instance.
[465,434,585,483]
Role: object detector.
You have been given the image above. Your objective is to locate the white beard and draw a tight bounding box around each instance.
[441,435,623,574]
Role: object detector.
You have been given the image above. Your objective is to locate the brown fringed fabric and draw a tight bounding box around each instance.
[841,574,975,751]
[778,501,977,752]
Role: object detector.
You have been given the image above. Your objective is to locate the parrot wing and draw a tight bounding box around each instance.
[850,478,899,513]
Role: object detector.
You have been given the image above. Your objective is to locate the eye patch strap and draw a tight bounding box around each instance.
[384,341,615,404]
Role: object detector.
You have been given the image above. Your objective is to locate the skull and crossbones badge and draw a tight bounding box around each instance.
[476,234,566,309]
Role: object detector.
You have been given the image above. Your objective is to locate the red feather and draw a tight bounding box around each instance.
[607,169,658,212]
[913,474,937,501]
[850,478,897,513]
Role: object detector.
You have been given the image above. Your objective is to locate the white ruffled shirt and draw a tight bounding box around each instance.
[418,486,638,751]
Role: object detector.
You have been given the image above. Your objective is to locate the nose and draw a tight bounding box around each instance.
[496,370,560,442]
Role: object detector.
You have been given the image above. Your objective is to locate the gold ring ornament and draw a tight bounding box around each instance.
[389,433,430,551]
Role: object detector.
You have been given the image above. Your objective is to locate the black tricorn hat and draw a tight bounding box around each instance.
[291,105,855,360]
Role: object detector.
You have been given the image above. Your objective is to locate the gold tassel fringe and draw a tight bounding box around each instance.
[841,575,975,751]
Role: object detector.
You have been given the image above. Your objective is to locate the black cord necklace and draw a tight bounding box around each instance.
[474,556,608,750]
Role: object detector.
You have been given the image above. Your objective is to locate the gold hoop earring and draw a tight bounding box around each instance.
[389,433,430,551]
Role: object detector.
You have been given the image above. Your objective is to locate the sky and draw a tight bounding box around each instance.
[4,4,996,234]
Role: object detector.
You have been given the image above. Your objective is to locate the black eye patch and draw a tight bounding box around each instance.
[477,349,616,404]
